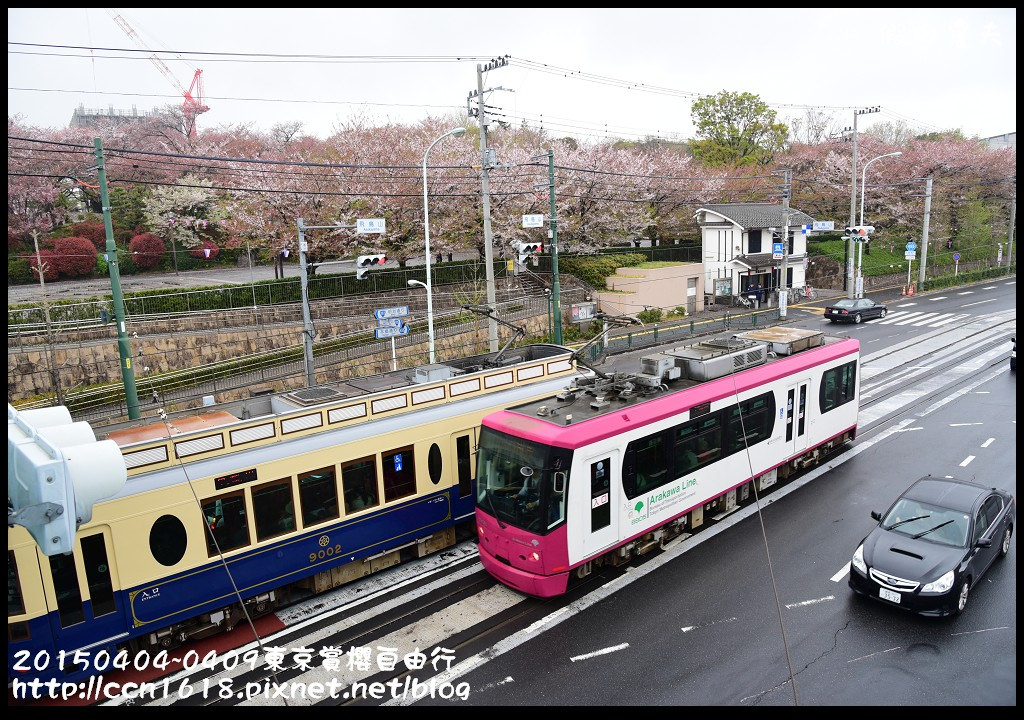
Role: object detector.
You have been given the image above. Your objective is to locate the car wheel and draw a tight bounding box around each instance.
[879,308,887,318]
[954,578,970,616]
[999,525,1012,558]
[853,313,862,324]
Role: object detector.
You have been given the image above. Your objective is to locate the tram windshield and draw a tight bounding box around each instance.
[476,427,571,534]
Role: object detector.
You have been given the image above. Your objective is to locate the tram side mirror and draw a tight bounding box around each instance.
[553,471,566,494]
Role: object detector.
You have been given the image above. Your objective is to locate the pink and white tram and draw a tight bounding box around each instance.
[475,328,861,597]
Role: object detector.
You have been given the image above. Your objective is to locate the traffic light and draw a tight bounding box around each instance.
[8,404,127,555]
[355,253,387,280]
[516,242,543,266]
[845,226,875,241]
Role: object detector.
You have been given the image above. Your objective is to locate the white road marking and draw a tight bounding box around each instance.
[962,298,997,307]
[785,596,834,609]
[950,627,1011,637]
[477,676,516,692]
[894,427,923,432]
[949,422,983,426]
[831,564,851,582]
[981,438,995,448]
[848,647,901,663]
[960,455,976,467]
[928,296,948,301]
[982,286,998,290]
[958,291,975,295]
[569,643,629,662]
[895,303,917,307]
[680,617,737,633]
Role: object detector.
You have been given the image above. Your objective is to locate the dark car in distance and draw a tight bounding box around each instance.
[824,297,887,324]
[849,476,1015,617]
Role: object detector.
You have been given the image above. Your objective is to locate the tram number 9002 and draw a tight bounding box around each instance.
[309,544,343,563]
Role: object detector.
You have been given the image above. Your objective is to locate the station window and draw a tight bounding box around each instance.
[80,535,116,618]
[150,514,188,567]
[252,479,296,541]
[342,457,379,514]
[298,467,340,528]
[8,551,24,616]
[202,491,250,555]
[382,445,416,502]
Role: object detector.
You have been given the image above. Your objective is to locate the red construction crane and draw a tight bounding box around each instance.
[109,12,210,137]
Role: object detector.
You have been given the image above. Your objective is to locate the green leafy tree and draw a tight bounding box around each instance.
[690,91,788,167]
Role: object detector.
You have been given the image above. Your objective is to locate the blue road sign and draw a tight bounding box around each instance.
[905,241,917,252]
[374,306,409,320]
[377,318,403,328]
[953,252,961,261]
[374,324,409,339]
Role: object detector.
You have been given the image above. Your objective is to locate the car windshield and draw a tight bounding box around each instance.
[833,299,857,308]
[882,498,970,548]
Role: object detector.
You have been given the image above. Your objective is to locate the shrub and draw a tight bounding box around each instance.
[129,233,166,269]
[29,248,58,282]
[51,236,99,278]
[8,228,31,253]
[116,246,138,275]
[8,256,32,285]
[637,307,663,324]
[69,219,109,250]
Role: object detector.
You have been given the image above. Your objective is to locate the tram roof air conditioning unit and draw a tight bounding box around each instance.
[663,338,766,382]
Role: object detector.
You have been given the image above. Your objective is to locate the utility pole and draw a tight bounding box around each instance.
[95,137,140,419]
[296,219,316,387]
[1007,179,1016,274]
[847,106,880,298]
[918,176,933,288]
[547,150,563,344]
[468,57,509,353]
[779,169,792,319]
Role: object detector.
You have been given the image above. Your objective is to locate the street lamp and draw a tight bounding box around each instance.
[860,152,902,226]
[857,151,902,297]
[421,127,466,364]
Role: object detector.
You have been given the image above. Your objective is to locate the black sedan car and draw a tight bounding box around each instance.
[849,476,1015,617]
[824,297,887,323]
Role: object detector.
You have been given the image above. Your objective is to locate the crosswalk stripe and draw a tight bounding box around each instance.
[924,313,968,327]
[894,312,939,325]
[874,311,926,324]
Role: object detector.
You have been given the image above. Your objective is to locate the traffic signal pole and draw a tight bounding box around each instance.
[547,150,563,344]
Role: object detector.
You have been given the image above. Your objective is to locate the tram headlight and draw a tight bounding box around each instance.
[851,544,867,575]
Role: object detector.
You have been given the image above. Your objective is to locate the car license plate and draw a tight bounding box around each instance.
[879,588,901,603]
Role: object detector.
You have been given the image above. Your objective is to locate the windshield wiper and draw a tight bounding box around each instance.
[912,519,954,539]
[485,488,506,529]
[885,515,929,530]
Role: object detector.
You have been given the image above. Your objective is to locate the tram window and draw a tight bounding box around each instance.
[382,445,416,502]
[456,435,473,498]
[427,443,443,485]
[8,551,25,616]
[80,535,116,618]
[726,393,776,454]
[202,491,250,555]
[820,361,857,413]
[253,479,296,540]
[150,515,188,567]
[633,432,669,495]
[675,415,722,473]
[342,457,380,514]
[298,467,340,528]
[48,552,85,627]
[8,621,30,643]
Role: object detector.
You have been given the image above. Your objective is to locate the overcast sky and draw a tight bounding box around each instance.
[7,8,1017,143]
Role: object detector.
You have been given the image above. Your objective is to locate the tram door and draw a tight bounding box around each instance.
[580,451,619,557]
[42,527,124,666]
[450,430,477,521]
[785,380,811,457]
